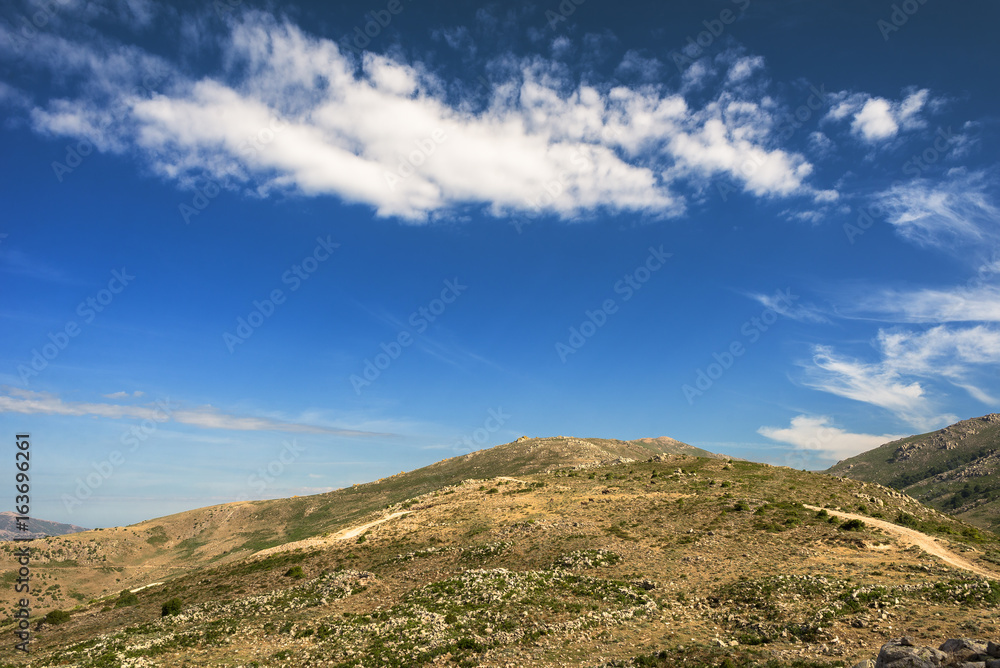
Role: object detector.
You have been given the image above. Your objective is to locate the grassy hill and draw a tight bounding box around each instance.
[826,414,1000,532]
[0,437,715,610]
[0,437,998,667]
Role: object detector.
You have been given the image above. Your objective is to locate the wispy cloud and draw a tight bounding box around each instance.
[749,291,829,323]
[758,415,906,461]
[0,387,388,436]
[873,169,999,253]
[0,11,834,222]
[851,284,1000,323]
[801,323,1000,429]
[103,390,145,399]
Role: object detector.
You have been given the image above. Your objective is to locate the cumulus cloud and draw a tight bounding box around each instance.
[0,387,386,436]
[0,12,827,221]
[825,88,932,144]
[758,415,906,461]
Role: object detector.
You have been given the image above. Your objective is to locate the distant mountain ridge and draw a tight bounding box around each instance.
[826,414,1000,532]
[0,511,88,540]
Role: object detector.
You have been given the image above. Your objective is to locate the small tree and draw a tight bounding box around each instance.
[115,590,139,608]
[43,609,71,625]
[161,597,183,617]
[839,518,865,532]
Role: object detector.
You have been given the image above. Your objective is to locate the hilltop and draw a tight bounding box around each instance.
[0,513,88,541]
[0,436,998,667]
[826,414,1000,532]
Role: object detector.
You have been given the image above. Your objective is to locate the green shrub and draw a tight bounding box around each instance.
[114,590,139,608]
[840,519,865,532]
[284,565,305,579]
[161,597,183,617]
[43,609,71,625]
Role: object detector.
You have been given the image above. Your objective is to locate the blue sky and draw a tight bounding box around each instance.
[2,0,999,527]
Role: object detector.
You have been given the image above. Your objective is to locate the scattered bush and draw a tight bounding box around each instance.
[839,519,865,532]
[161,597,183,617]
[43,609,71,625]
[285,565,305,579]
[114,589,139,608]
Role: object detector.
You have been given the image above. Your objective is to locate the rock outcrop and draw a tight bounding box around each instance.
[855,636,1000,668]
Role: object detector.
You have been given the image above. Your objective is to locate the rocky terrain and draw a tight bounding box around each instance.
[0,436,997,666]
[857,636,1000,667]
[827,414,1000,533]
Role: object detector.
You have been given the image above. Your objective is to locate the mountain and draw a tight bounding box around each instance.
[0,512,88,540]
[0,436,998,667]
[826,414,1000,532]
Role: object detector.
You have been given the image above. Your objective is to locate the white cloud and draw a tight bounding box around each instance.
[724,55,764,84]
[852,98,898,141]
[802,324,1000,429]
[803,344,947,430]
[749,291,829,323]
[873,170,999,252]
[854,284,1000,323]
[102,390,145,399]
[825,88,933,144]
[1,13,825,222]
[758,415,906,461]
[0,387,385,436]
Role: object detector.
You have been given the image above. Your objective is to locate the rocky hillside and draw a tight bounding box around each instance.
[826,414,1000,532]
[0,512,88,540]
[0,442,998,667]
[0,436,718,610]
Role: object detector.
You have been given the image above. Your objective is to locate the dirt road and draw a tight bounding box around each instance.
[803,505,998,580]
[251,511,411,560]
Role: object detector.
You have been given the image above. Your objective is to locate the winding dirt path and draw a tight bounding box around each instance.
[803,505,998,580]
[250,511,412,560]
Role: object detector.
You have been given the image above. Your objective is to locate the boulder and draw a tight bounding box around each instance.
[875,638,948,667]
[940,639,989,661]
